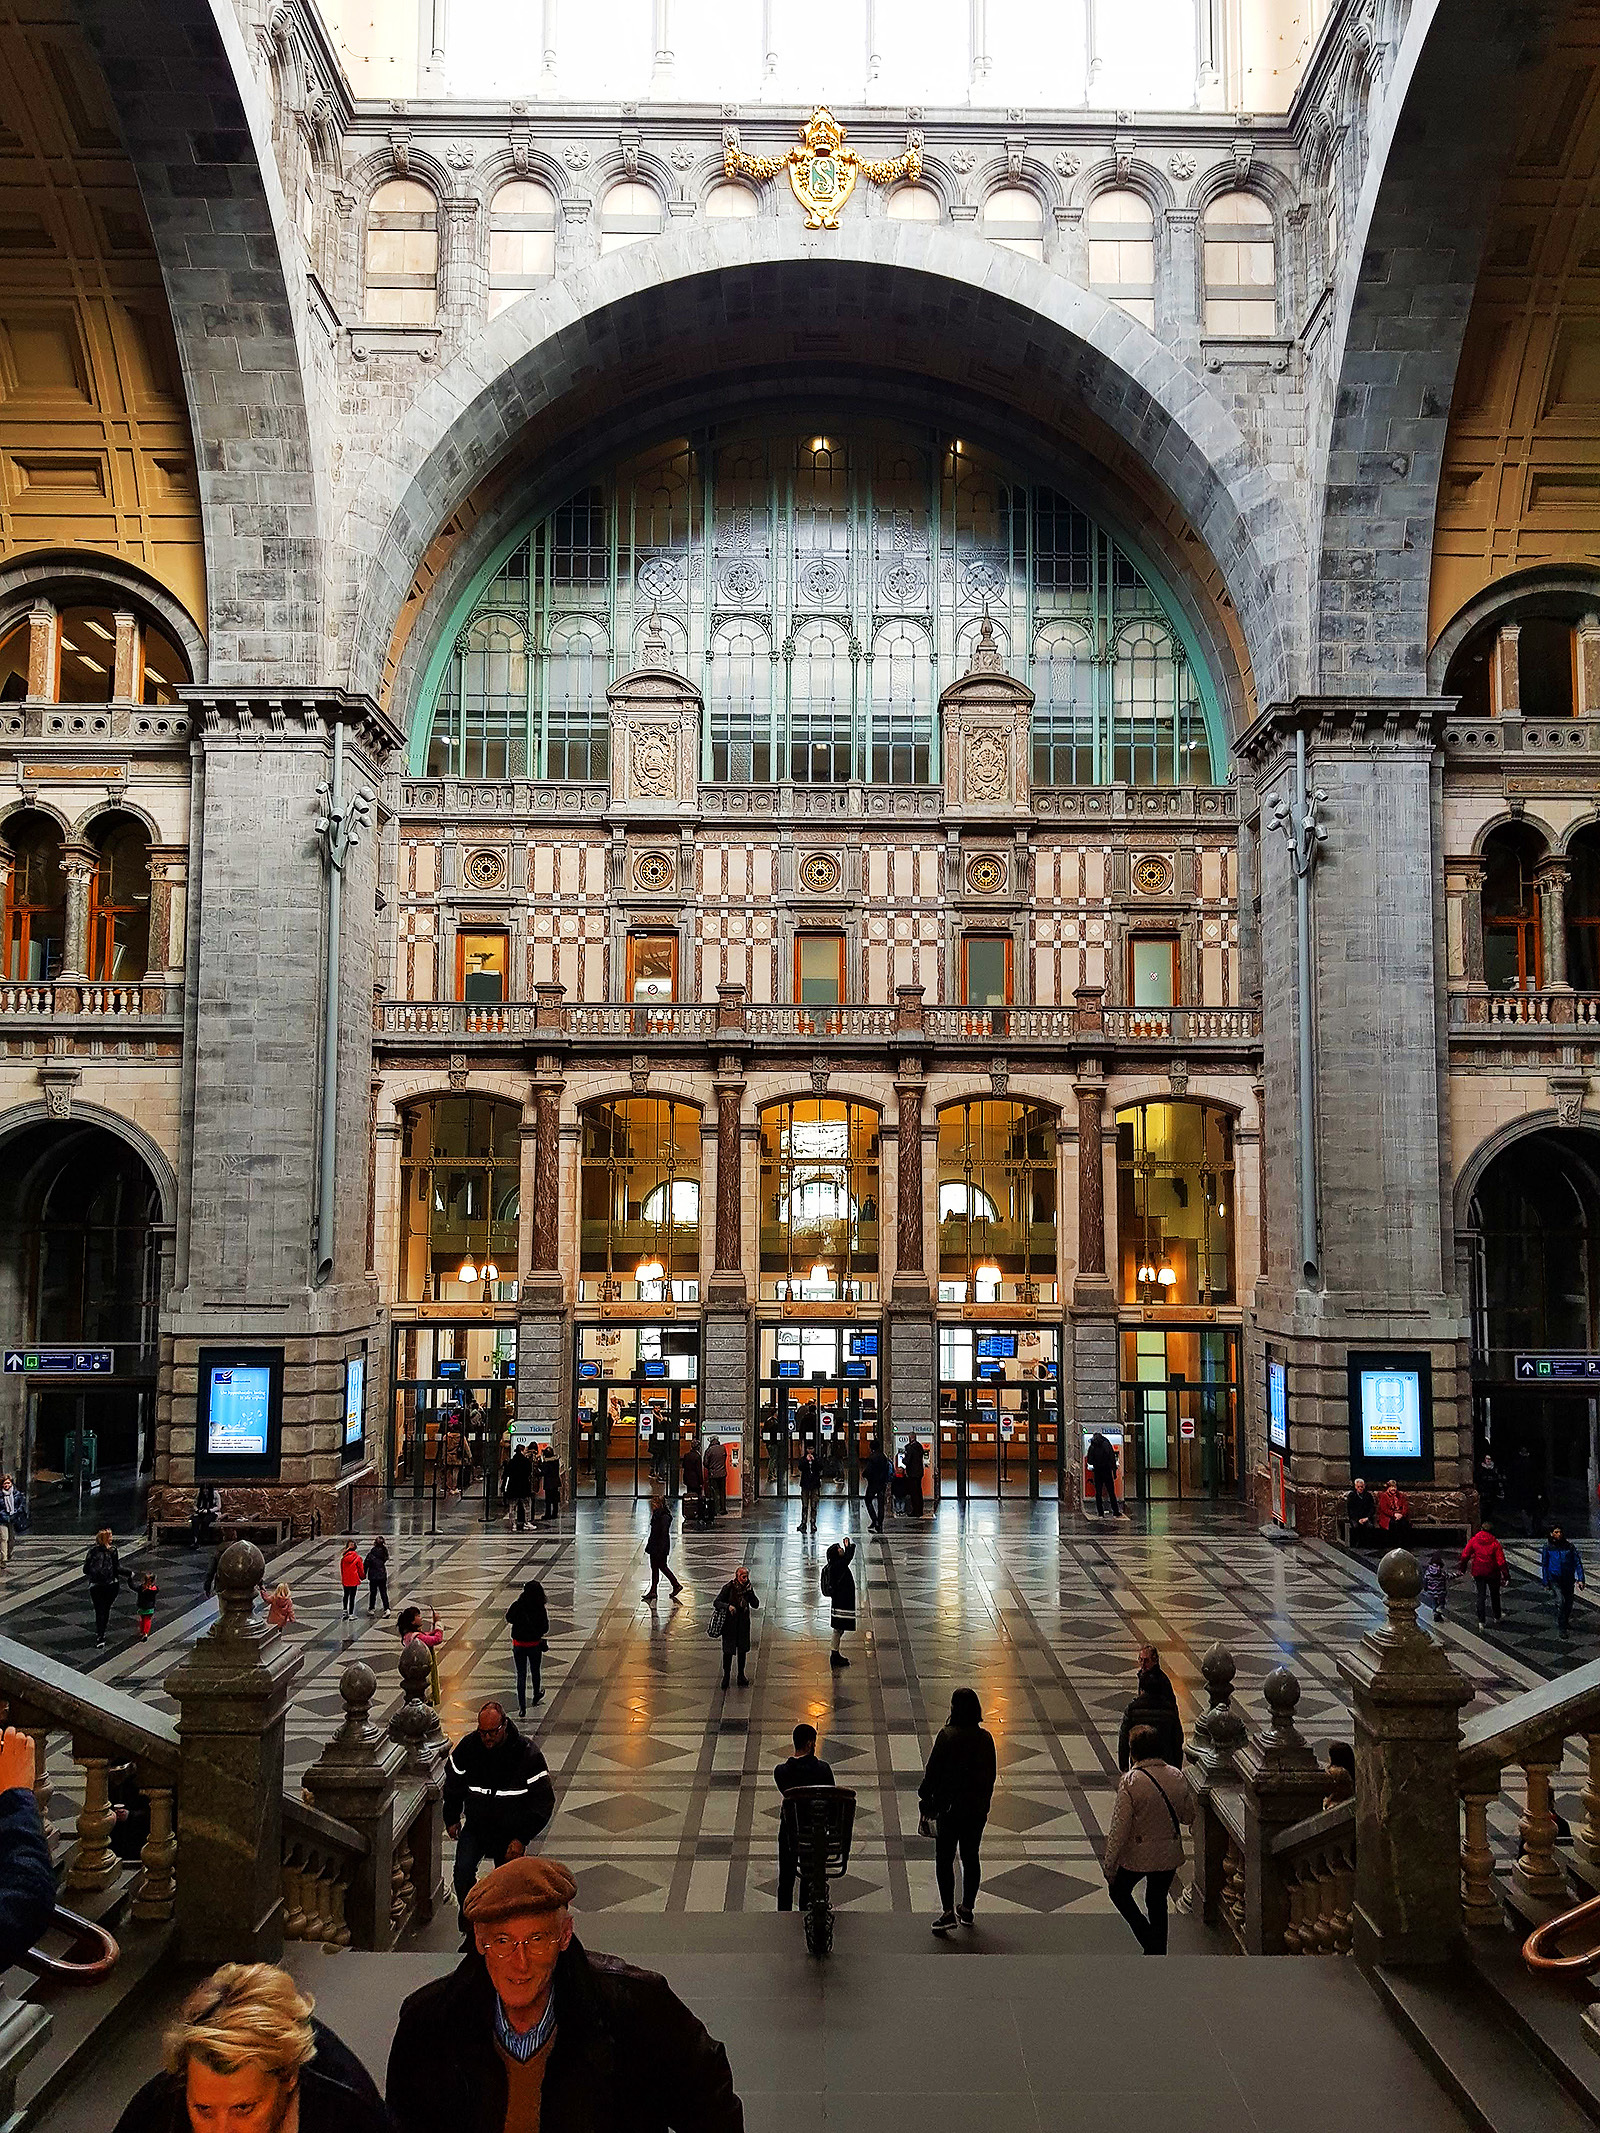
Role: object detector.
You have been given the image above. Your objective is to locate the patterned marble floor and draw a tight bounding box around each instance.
[1,1491,1576,1923]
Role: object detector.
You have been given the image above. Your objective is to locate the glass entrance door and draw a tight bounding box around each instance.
[1119,1325,1239,1502]
[574,1322,699,1497]
[756,1322,880,1496]
[389,1318,518,1507]
[936,1324,1062,1500]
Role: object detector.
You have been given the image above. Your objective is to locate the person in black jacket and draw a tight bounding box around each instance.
[365,1532,391,1616]
[823,1538,856,1667]
[863,1441,891,1534]
[112,1961,387,2133]
[714,1568,759,1688]
[918,1687,997,1935]
[387,1854,743,2132]
[901,1437,927,1517]
[774,1723,835,1912]
[540,1445,562,1521]
[0,1729,55,1970]
[644,1490,684,1604]
[1086,1432,1122,1517]
[444,1701,556,1929]
[83,1527,121,1649]
[506,1578,549,1716]
[503,1445,534,1531]
[1117,1652,1185,1771]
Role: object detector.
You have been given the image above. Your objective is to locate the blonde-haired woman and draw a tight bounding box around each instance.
[82,1527,121,1650]
[110,1961,387,2131]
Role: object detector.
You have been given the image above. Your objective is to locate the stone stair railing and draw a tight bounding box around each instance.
[1457,1655,1600,1937]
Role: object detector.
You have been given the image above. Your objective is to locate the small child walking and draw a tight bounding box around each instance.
[339,1541,365,1620]
[133,1569,158,1640]
[1421,1550,1452,1622]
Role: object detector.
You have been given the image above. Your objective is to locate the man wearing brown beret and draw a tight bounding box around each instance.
[386,1854,744,2132]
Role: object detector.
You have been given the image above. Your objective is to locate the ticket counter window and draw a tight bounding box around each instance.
[937,1324,1061,1500]
[936,1099,1057,1304]
[627,934,677,1002]
[579,1097,700,1302]
[759,1098,880,1301]
[398,1096,521,1302]
[1116,1099,1234,1305]
[458,931,508,1003]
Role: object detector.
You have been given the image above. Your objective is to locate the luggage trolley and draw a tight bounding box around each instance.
[780,1784,857,1957]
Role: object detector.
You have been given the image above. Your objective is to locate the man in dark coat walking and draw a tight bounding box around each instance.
[863,1440,891,1533]
[504,1446,535,1531]
[1086,1431,1122,1517]
[1116,1650,1185,1771]
[387,1855,744,2132]
[773,1723,834,1913]
[444,1701,556,1928]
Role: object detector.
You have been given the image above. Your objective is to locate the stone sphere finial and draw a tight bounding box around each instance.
[1200,1641,1237,1707]
[1264,1665,1301,1730]
[217,1540,266,1620]
[398,1638,432,1698]
[340,1660,377,1716]
[1378,1548,1422,1606]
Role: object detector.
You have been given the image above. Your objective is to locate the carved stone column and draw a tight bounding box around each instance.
[1538,857,1571,990]
[57,842,96,988]
[146,845,188,982]
[893,1076,928,1295]
[1491,622,1521,715]
[708,1069,746,1306]
[1577,614,1600,715]
[529,1073,563,1286]
[1075,1080,1108,1280]
[25,600,55,700]
[1069,1012,1118,1475]
[885,1060,935,1483]
[518,1057,571,1488]
[1456,855,1487,986]
[112,609,139,702]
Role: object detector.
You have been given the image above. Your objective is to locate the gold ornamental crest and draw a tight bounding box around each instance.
[723,106,923,231]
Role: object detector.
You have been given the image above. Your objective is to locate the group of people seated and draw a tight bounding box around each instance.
[1345,1475,1415,1548]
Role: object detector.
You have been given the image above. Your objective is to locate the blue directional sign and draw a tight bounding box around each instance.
[3,1349,114,1375]
[1515,1353,1600,1382]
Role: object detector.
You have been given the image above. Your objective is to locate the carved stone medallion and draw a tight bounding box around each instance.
[633,849,675,891]
[1133,854,1174,895]
[966,853,1006,894]
[965,729,1008,802]
[463,847,506,890]
[629,724,675,798]
[800,852,842,893]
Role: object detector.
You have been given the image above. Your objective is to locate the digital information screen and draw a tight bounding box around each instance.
[1267,1355,1288,1453]
[1358,1366,1423,1461]
[850,1333,879,1358]
[976,1333,1017,1360]
[208,1365,272,1457]
[343,1354,366,1450]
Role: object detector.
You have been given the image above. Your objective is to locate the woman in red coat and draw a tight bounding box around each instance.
[1459,1526,1508,1627]
[1376,1478,1413,1548]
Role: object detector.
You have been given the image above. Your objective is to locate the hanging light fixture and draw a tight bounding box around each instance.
[1138,1257,1157,1287]
[975,1262,1002,1287]
[482,1258,500,1285]
[808,1261,831,1289]
[1157,1260,1177,1289]
[636,1257,665,1289]
[457,1255,478,1285]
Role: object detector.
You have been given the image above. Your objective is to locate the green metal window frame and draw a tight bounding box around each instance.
[411,420,1227,786]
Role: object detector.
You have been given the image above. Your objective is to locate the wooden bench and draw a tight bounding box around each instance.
[1337,1519,1469,1553]
[147,1517,290,1552]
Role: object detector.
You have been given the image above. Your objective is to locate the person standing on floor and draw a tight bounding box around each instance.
[822,1538,856,1668]
[1421,1550,1452,1622]
[133,1569,158,1641]
[901,1436,926,1518]
[507,1577,550,1716]
[0,1474,19,1570]
[338,1541,364,1620]
[1460,1524,1509,1626]
[1542,1526,1586,1636]
[1103,1722,1196,1955]
[714,1567,759,1689]
[365,1533,390,1615]
[797,1446,821,1534]
[918,1687,997,1935]
[643,1489,684,1605]
[504,1445,534,1532]
[443,1701,556,1930]
[863,1441,890,1535]
[1117,1651,1184,1770]
[705,1434,728,1519]
[683,1439,705,1523]
[1086,1431,1122,1517]
[774,1723,835,1912]
[540,1444,562,1522]
[83,1527,121,1650]
[399,1604,445,1706]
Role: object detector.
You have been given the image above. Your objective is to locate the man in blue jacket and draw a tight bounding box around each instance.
[0,1727,55,1967]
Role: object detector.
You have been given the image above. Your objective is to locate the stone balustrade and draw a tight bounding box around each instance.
[0,980,184,1024]
[1449,988,1600,1030]
[1457,1654,1600,1935]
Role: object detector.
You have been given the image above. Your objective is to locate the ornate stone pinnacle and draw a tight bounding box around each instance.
[336,1661,380,1744]
[216,1541,267,1638]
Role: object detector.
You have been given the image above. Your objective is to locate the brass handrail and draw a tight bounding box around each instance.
[1524,1889,1600,1974]
[25,1904,120,1983]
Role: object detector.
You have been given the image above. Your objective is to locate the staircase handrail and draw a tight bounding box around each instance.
[281,1792,369,1863]
[1457,1656,1600,1783]
[1269,1797,1355,1859]
[0,1637,178,1772]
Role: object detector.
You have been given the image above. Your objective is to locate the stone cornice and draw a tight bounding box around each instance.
[181,689,403,766]
[1235,696,1441,777]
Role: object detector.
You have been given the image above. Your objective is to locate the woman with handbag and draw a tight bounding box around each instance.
[917,1687,997,1934]
[711,1566,759,1689]
[505,1576,549,1715]
[1102,1722,1196,1954]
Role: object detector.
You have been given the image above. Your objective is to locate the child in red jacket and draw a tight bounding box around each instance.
[339,1542,365,1620]
[1459,1527,1508,1627]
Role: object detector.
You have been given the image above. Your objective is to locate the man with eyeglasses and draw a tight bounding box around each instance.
[386,1855,744,2131]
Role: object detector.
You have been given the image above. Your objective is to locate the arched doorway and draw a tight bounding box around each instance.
[0,1121,166,1506]
[1467,1127,1600,1534]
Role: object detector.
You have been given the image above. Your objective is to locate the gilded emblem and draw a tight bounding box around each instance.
[724,107,923,231]
[1133,854,1174,895]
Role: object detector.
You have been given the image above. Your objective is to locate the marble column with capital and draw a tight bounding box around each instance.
[518,1073,572,1496]
[57,842,97,990]
[1069,1074,1119,1469]
[528,1077,563,1288]
[1538,857,1571,990]
[893,1078,928,1295]
[708,1075,747,1306]
[1075,1081,1108,1284]
[885,1073,935,1484]
[703,1070,754,1497]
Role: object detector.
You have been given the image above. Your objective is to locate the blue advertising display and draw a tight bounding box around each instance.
[1359,1366,1423,1462]
[642,1359,667,1379]
[208,1365,272,1457]
[344,1355,366,1449]
[977,1361,1004,1381]
[1268,1356,1288,1452]
[844,1360,870,1379]
[577,1360,601,1380]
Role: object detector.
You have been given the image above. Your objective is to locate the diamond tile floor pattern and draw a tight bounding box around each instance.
[0,1491,1574,1923]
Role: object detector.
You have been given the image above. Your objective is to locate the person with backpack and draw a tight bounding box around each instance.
[1542,1526,1586,1636]
[1460,1524,1510,1626]
[365,1533,391,1616]
[822,1537,856,1668]
[918,1688,997,1934]
[339,1542,365,1620]
[506,1577,550,1716]
[1103,1722,1196,1954]
[83,1528,122,1650]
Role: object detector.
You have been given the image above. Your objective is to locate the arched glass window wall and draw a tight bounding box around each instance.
[1116,1101,1235,1305]
[398,1097,521,1303]
[578,1097,701,1302]
[759,1098,880,1301]
[936,1099,1058,1304]
[419,422,1222,789]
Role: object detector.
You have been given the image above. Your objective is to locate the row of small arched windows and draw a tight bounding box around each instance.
[2,809,153,986]
[1480,824,1600,993]
[364,176,1278,336]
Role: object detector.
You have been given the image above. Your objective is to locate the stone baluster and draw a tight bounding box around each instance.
[1235,1667,1328,1954]
[1338,1551,1474,1966]
[132,1779,178,1922]
[1186,1641,1248,1928]
[1459,1781,1503,1929]
[280,1849,308,1940]
[1575,1731,1600,1872]
[302,1661,405,1950]
[22,1721,59,1859]
[1511,1750,1569,1913]
[387,1640,446,1923]
[65,1752,118,1893]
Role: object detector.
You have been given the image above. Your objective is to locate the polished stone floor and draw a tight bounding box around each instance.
[1,1489,1576,1920]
